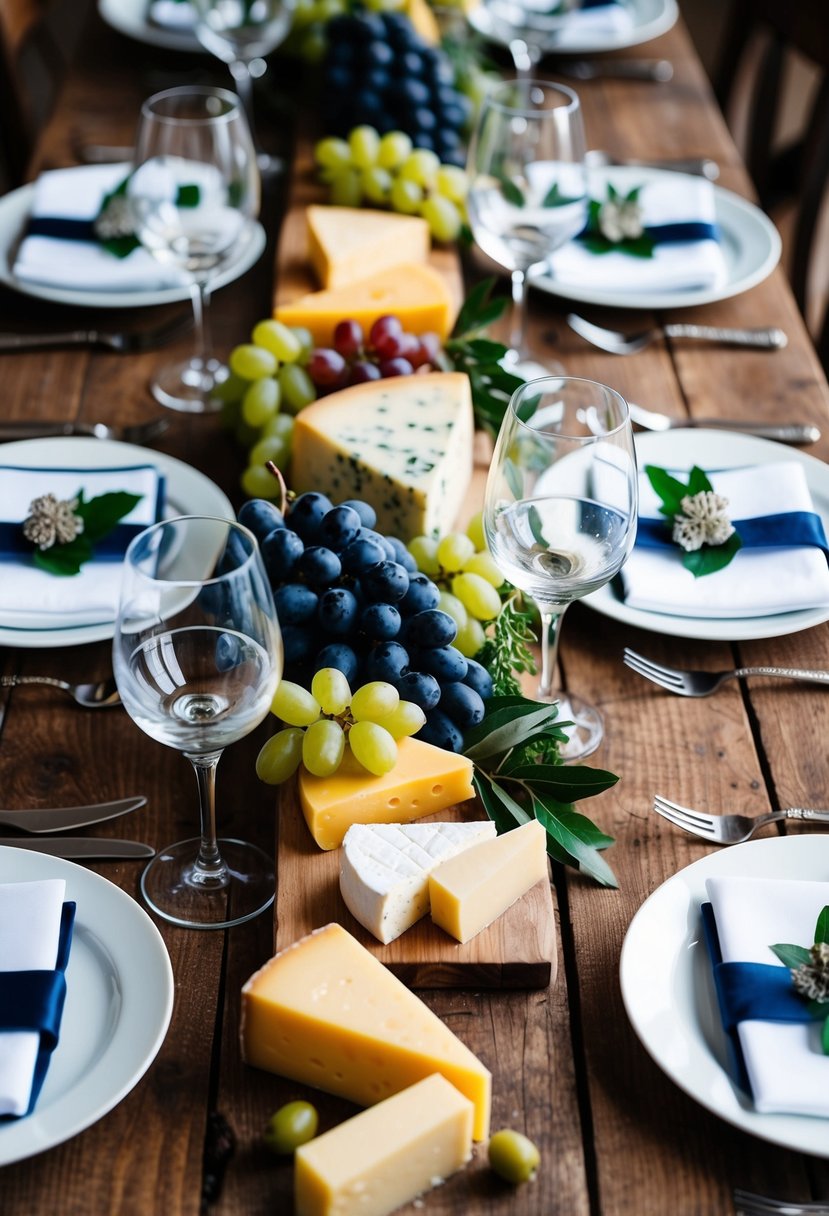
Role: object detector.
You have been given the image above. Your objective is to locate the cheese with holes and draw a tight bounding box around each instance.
[307,206,430,290]
[290,372,474,540]
[340,820,496,943]
[274,262,456,344]
[294,1073,473,1216]
[240,922,491,1139]
[429,819,549,943]
[298,737,475,851]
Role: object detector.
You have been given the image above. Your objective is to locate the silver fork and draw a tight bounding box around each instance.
[734,1188,829,1215]
[653,794,829,844]
[567,312,788,354]
[0,416,169,444]
[0,310,193,354]
[1,674,121,708]
[623,648,829,697]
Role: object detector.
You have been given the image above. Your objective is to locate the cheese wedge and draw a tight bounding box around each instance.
[274,262,456,344]
[298,737,476,850]
[294,1074,473,1216]
[240,922,492,1139]
[429,819,549,944]
[290,371,474,540]
[306,206,430,290]
[340,820,497,944]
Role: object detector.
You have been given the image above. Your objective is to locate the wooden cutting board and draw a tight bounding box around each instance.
[275,780,557,989]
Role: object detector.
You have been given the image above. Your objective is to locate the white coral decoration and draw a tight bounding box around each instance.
[792,941,829,1004]
[671,490,734,552]
[598,197,644,243]
[22,493,84,551]
[94,194,134,240]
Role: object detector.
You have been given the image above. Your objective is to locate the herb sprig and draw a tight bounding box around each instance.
[440,277,524,438]
[770,905,829,1054]
[475,591,538,697]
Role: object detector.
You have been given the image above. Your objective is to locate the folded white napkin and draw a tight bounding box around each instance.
[618,461,829,617]
[706,874,829,1117]
[0,463,164,627]
[547,172,727,293]
[519,0,633,40]
[12,164,191,294]
[148,0,196,27]
[0,879,67,1117]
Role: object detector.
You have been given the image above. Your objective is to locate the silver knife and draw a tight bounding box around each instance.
[0,837,155,859]
[628,403,821,446]
[0,795,146,834]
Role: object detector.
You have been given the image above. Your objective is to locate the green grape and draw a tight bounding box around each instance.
[236,418,262,447]
[437,588,469,630]
[390,176,424,215]
[452,571,503,620]
[349,720,398,776]
[302,718,346,777]
[292,0,316,24]
[241,464,280,499]
[242,376,281,427]
[488,1130,540,1184]
[263,413,295,442]
[399,149,440,189]
[211,369,248,404]
[348,124,381,169]
[462,550,504,588]
[408,534,440,575]
[350,680,399,722]
[361,165,393,204]
[255,727,304,784]
[435,164,469,204]
[264,1101,319,1155]
[454,615,486,658]
[229,343,278,381]
[420,194,462,243]
[466,510,486,550]
[271,680,322,727]
[252,319,303,363]
[329,168,363,207]
[375,699,426,740]
[249,433,290,470]
[365,0,406,11]
[377,130,413,170]
[311,667,352,716]
[300,26,328,62]
[437,531,476,573]
[310,0,345,18]
[278,363,317,413]
[290,326,315,363]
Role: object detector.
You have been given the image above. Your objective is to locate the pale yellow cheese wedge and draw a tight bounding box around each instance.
[298,737,475,850]
[307,206,430,290]
[240,922,491,1139]
[294,1073,473,1216]
[429,819,549,943]
[274,261,456,344]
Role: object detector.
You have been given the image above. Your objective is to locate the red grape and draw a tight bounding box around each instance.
[333,319,364,358]
[348,360,383,384]
[308,348,348,387]
[369,314,404,358]
[378,357,414,377]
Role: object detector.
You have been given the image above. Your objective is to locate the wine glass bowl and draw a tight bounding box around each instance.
[484,377,637,757]
[113,516,283,929]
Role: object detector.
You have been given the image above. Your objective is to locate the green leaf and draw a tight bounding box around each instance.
[450,278,508,341]
[175,183,200,207]
[473,769,532,833]
[625,185,642,203]
[682,530,742,578]
[769,942,813,969]
[76,491,143,542]
[541,181,583,208]
[497,174,525,208]
[33,535,94,576]
[686,465,713,495]
[815,905,829,945]
[552,805,615,849]
[463,700,563,763]
[644,464,687,517]
[500,762,619,801]
[527,505,546,547]
[532,797,618,887]
[823,1015,829,1056]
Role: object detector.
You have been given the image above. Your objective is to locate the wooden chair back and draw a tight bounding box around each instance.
[0,0,68,192]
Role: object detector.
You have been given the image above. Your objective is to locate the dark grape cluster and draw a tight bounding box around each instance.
[239,493,493,751]
[307,314,442,392]
[320,11,471,166]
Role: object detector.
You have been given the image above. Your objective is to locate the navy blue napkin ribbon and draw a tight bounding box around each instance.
[636,511,829,558]
[0,900,76,1118]
[578,220,719,246]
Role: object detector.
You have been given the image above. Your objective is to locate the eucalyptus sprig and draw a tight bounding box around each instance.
[475,591,538,697]
[646,463,742,578]
[25,489,143,576]
[770,905,829,1054]
[464,696,619,887]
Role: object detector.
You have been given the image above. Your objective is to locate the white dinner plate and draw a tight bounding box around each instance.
[620,834,829,1157]
[530,166,781,310]
[0,847,174,1166]
[469,0,678,55]
[584,429,829,641]
[0,175,266,310]
[0,437,234,649]
[99,0,202,52]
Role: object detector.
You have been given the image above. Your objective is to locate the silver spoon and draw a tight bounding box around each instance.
[1,674,122,708]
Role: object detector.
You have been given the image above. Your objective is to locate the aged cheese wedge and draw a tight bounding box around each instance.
[298,737,476,851]
[306,206,430,290]
[340,820,497,944]
[274,261,456,344]
[294,1073,473,1216]
[429,819,549,944]
[290,371,474,540]
[240,922,492,1139]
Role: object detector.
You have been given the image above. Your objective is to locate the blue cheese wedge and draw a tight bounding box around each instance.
[340,820,496,944]
[289,372,474,540]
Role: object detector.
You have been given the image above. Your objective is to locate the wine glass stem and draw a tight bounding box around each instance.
[190,279,211,374]
[510,268,528,356]
[537,604,569,699]
[229,59,258,150]
[187,752,227,881]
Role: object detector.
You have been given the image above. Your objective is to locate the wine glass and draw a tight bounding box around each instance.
[484,377,637,758]
[113,516,283,929]
[466,78,587,372]
[128,85,260,413]
[191,0,294,175]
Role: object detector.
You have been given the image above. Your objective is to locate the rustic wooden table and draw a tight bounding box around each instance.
[2,4,829,1213]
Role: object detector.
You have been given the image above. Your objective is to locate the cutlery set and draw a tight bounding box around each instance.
[0,795,151,859]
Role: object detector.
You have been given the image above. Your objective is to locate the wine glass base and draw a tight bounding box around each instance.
[140,837,275,929]
[538,691,604,760]
[151,358,227,414]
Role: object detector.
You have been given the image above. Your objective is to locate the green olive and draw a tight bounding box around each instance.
[488,1129,541,1184]
[263,1100,319,1155]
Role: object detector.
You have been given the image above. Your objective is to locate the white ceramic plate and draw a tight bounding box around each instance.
[0,437,234,649]
[469,0,678,54]
[620,834,829,1157]
[0,175,266,310]
[584,429,829,641]
[0,846,174,1166]
[99,0,202,52]
[530,166,781,310]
